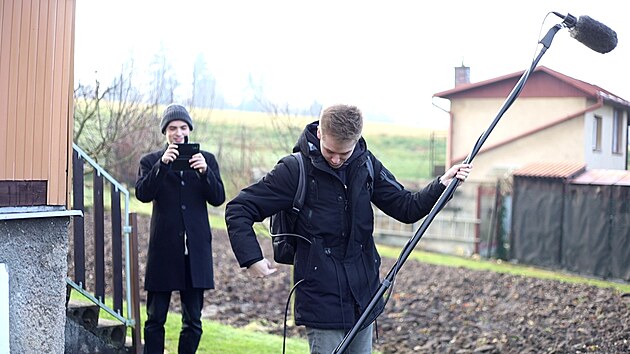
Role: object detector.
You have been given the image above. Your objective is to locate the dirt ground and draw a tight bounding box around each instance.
[203,230,630,354]
[80,212,630,353]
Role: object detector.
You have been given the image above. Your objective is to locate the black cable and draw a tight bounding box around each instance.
[270,232,313,244]
[281,278,305,354]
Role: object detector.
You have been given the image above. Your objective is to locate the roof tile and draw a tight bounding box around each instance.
[513,162,585,179]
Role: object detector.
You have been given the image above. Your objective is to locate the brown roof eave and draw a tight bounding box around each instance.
[434,66,629,103]
[600,91,630,109]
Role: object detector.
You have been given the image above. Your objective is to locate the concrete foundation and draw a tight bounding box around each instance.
[0,213,72,354]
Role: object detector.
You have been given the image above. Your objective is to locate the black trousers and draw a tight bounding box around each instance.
[143,258,205,354]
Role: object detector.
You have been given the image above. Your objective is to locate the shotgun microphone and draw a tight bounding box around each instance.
[553,12,618,54]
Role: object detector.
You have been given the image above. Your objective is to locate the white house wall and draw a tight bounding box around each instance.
[466,118,585,182]
[450,97,587,164]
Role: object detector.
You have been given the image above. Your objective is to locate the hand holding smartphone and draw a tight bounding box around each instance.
[172,137,200,171]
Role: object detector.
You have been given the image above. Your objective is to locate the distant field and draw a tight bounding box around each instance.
[189,108,447,184]
[74,105,447,201]
[192,108,445,137]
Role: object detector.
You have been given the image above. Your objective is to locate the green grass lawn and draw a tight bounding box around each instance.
[71,295,309,353]
[166,313,309,354]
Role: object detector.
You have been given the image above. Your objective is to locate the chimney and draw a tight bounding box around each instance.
[455,63,470,87]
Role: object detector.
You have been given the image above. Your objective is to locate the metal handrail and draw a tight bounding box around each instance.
[70,143,134,326]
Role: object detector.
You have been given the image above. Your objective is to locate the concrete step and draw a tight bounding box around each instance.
[94,317,127,349]
[65,315,130,354]
[66,299,100,330]
[66,298,130,351]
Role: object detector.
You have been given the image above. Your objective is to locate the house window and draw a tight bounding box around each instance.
[592,115,602,151]
[612,109,623,154]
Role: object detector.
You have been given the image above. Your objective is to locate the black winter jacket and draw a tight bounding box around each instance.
[225,122,445,329]
[135,147,225,291]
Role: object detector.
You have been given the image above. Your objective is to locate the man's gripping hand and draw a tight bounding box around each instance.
[161,143,179,164]
[247,258,277,278]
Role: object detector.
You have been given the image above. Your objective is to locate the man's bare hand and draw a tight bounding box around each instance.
[161,144,179,164]
[440,163,473,186]
[190,153,208,174]
[247,259,277,278]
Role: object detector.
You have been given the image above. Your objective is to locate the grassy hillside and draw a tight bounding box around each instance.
[187,109,446,186]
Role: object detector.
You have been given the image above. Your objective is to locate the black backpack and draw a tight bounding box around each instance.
[270,152,374,265]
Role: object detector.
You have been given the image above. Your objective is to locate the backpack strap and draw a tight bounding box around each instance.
[365,152,375,196]
[290,152,307,214]
[365,152,374,180]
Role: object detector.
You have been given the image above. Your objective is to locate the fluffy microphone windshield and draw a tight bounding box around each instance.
[570,16,618,54]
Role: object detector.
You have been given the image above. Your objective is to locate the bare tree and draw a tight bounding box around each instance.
[247,75,319,156]
[187,53,219,153]
[73,62,162,185]
[148,49,179,106]
[190,53,219,109]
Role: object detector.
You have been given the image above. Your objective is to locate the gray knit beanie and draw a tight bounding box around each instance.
[160,104,194,134]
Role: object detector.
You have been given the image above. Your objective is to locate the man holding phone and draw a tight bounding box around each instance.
[135,103,225,353]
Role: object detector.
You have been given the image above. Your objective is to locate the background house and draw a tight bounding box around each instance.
[435,65,629,181]
[429,65,630,274]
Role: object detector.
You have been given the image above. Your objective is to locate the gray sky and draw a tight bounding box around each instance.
[74,0,628,129]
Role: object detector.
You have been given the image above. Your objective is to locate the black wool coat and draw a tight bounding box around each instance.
[135,147,225,292]
[226,122,446,330]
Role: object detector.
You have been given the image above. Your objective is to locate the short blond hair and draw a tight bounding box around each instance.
[319,104,363,143]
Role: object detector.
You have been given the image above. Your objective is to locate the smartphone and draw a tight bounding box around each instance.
[172,142,200,171]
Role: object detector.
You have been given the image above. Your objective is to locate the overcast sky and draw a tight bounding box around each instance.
[74,0,628,128]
